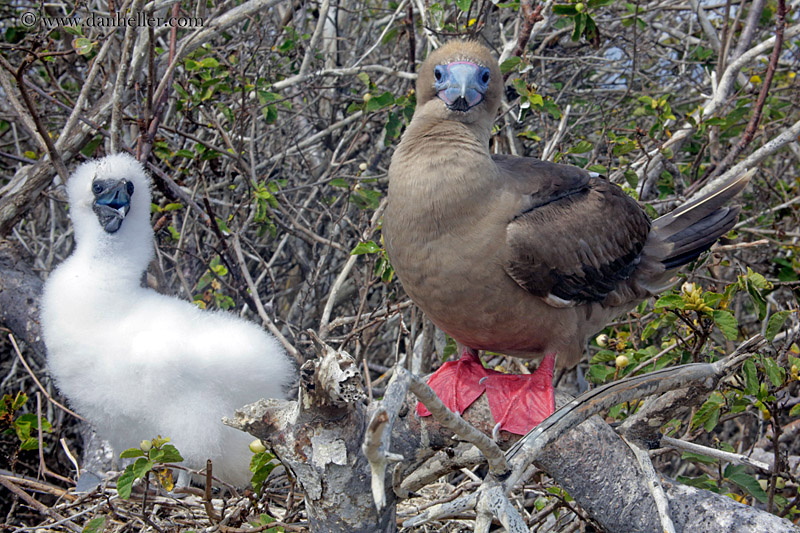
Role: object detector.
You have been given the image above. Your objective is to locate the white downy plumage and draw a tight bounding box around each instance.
[42,154,295,487]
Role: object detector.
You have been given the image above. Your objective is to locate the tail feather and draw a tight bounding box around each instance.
[645,170,753,272]
[652,169,754,235]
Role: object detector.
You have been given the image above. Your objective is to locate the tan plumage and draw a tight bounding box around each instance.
[384,40,750,368]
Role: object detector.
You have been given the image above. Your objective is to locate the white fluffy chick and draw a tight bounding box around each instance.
[42,153,295,487]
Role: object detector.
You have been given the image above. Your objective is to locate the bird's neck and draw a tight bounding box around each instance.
[389,116,498,232]
[73,221,154,289]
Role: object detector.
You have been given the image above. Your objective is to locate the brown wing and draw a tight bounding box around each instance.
[497,157,651,306]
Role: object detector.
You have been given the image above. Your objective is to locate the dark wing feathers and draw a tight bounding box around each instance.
[500,158,650,306]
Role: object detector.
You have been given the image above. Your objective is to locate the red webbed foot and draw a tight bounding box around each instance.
[416,348,497,417]
[481,353,556,436]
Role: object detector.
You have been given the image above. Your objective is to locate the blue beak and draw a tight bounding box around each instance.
[434,61,491,112]
[92,179,134,233]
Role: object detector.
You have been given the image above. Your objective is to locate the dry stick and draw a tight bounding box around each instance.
[609,23,800,184]
[36,392,73,485]
[297,0,330,78]
[56,4,124,150]
[660,435,771,472]
[352,0,410,67]
[510,0,544,61]
[0,476,82,532]
[542,104,571,162]
[8,334,84,421]
[0,62,41,145]
[692,0,787,193]
[506,335,765,474]
[318,198,388,339]
[621,435,676,533]
[139,2,180,163]
[697,115,800,197]
[404,367,510,477]
[151,0,288,107]
[110,0,146,152]
[230,234,300,362]
[7,57,69,182]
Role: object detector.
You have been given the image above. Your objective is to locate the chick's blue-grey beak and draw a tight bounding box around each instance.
[91,178,134,233]
[434,61,490,112]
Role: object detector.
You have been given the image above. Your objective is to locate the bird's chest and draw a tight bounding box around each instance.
[385,178,516,319]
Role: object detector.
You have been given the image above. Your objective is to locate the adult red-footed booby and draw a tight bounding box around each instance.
[42,154,295,486]
[383,41,750,435]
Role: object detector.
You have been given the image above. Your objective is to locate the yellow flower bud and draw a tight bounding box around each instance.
[615,355,629,368]
[249,439,267,454]
[596,334,609,347]
[140,439,152,452]
[363,93,372,103]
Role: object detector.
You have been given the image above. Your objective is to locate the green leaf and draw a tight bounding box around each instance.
[73,37,96,55]
[356,72,370,86]
[588,364,615,384]
[725,464,768,503]
[82,516,106,533]
[542,99,561,119]
[366,91,395,112]
[351,241,381,255]
[117,467,137,499]
[681,451,718,465]
[590,350,617,364]
[499,56,522,75]
[567,140,593,154]
[133,457,154,479]
[790,403,800,417]
[677,474,718,492]
[120,448,145,459]
[765,311,790,341]
[150,444,184,464]
[742,359,759,395]
[655,293,685,310]
[763,357,785,388]
[250,451,278,492]
[692,392,724,431]
[553,4,578,15]
[571,13,586,41]
[200,57,219,68]
[712,309,738,341]
[384,111,402,145]
[329,178,349,188]
[746,268,770,289]
[455,0,472,12]
[587,164,607,174]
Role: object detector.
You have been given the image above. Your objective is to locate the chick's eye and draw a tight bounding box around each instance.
[434,66,443,82]
[91,183,103,195]
[126,181,134,195]
[481,69,490,84]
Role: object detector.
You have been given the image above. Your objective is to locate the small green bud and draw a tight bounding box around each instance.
[140,439,152,452]
[615,355,629,368]
[249,439,267,454]
[575,2,585,12]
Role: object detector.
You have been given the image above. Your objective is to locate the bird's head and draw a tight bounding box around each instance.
[416,41,503,125]
[91,177,134,234]
[67,153,153,253]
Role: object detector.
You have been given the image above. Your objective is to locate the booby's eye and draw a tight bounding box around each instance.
[480,68,490,84]
[434,66,444,82]
[125,180,134,196]
[91,182,103,195]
